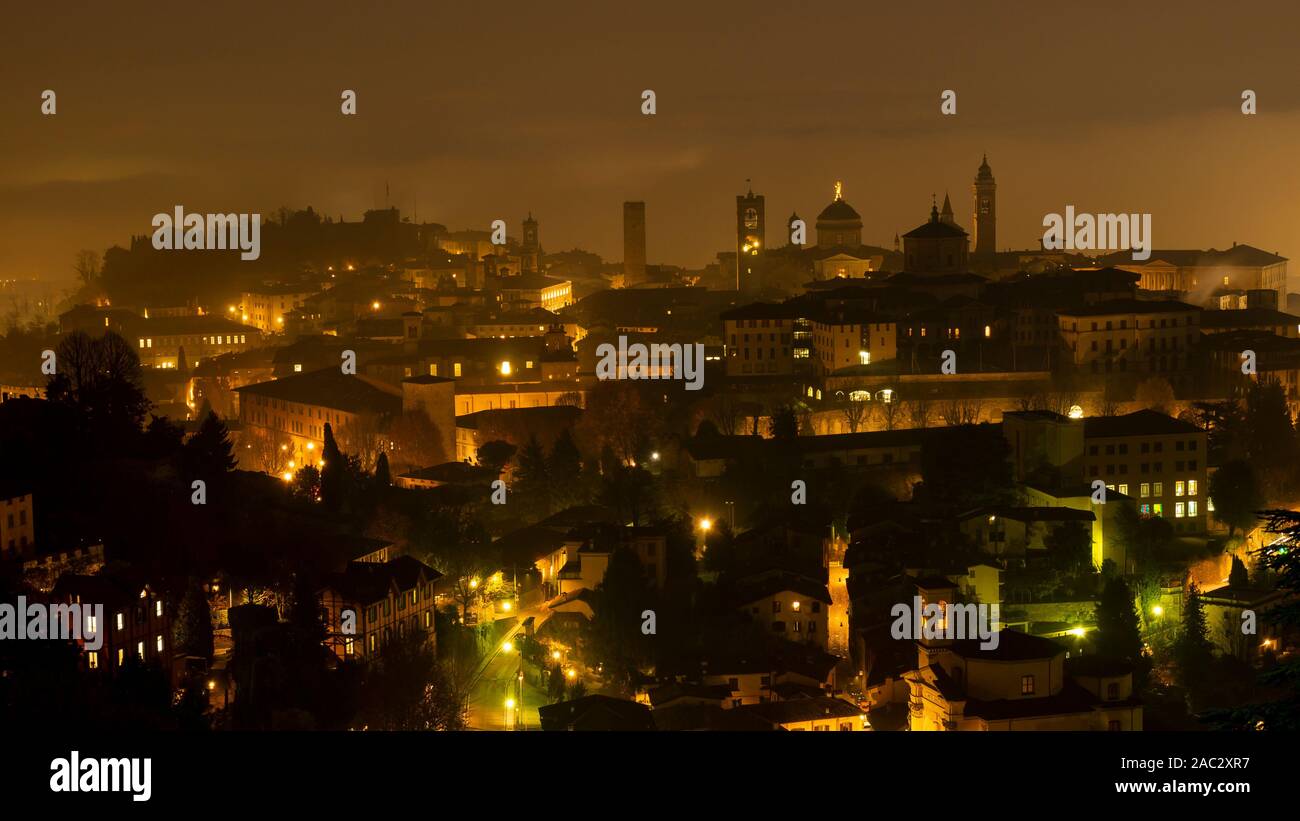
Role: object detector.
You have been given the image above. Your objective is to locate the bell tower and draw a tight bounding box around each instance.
[736,181,765,291]
[973,155,996,271]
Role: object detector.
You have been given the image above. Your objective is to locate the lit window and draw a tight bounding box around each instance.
[1153,503,1163,517]
[116,613,124,631]
[1140,483,1150,498]
[454,363,462,377]
[117,649,125,666]
[137,641,145,660]
[1153,482,1163,496]
[1188,501,1198,516]
[156,635,164,653]
[1175,481,1185,497]
[88,651,99,670]
[1021,675,1035,695]
[1188,480,1197,496]
[155,601,162,617]
[1175,502,1185,518]
[1118,484,1129,496]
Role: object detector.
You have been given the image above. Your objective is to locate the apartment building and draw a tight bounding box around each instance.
[721,303,796,376]
[1083,410,1207,534]
[237,283,319,333]
[52,575,173,681]
[0,489,35,558]
[127,315,263,370]
[811,308,897,374]
[319,556,442,661]
[1057,299,1201,377]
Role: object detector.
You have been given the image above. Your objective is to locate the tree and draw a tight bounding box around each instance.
[73,250,101,288]
[476,440,516,475]
[1094,577,1147,687]
[183,410,236,479]
[1228,554,1249,588]
[1135,377,1175,415]
[337,415,384,472]
[939,398,981,427]
[1114,502,1175,572]
[548,429,585,509]
[1045,520,1093,577]
[590,547,654,695]
[1204,510,1300,729]
[293,464,322,501]
[515,434,552,517]
[879,398,901,431]
[1243,379,1297,494]
[906,397,933,429]
[45,330,150,447]
[387,409,446,473]
[356,629,465,730]
[916,424,1016,510]
[374,452,391,487]
[1174,582,1214,690]
[838,396,868,433]
[1209,460,1263,539]
[172,582,214,663]
[321,423,345,511]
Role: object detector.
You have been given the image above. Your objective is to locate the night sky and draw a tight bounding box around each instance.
[5,1,1300,284]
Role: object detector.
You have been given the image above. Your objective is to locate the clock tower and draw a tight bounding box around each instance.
[736,182,765,291]
[973,155,996,272]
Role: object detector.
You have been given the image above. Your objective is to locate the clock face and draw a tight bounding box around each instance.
[744,207,758,228]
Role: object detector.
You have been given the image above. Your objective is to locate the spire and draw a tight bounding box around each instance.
[834,181,843,201]
[930,194,939,223]
[940,192,954,224]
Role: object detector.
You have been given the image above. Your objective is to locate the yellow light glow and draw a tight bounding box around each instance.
[502,641,514,653]
[1068,405,1085,420]
[1152,605,1164,617]
[207,680,216,691]
[699,517,713,532]
[792,601,801,612]
[551,650,561,660]
[281,472,293,482]
[469,578,479,589]
[306,442,315,451]
[500,361,512,376]
[371,301,380,310]
[505,697,516,709]
[565,669,576,679]
[1068,627,1086,637]
[501,601,512,612]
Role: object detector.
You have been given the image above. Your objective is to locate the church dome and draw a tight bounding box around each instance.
[816,181,861,223]
[817,199,860,222]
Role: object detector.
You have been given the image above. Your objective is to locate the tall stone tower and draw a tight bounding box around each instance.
[973,155,996,271]
[521,212,541,273]
[736,184,765,291]
[623,201,647,286]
